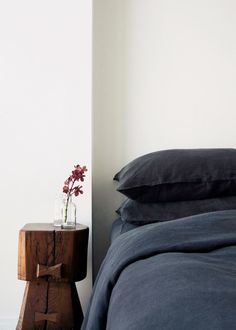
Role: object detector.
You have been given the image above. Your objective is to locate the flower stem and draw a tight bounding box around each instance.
[64,179,75,223]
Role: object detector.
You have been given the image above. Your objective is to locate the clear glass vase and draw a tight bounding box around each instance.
[53,194,63,227]
[61,196,77,229]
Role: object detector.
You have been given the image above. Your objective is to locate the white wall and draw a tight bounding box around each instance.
[93,0,236,275]
[0,1,92,328]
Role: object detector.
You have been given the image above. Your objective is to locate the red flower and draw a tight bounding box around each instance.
[71,165,87,182]
[62,164,87,197]
[64,175,73,185]
[72,169,83,181]
[73,185,83,196]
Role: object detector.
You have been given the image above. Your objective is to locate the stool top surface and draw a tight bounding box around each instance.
[21,223,88,232]
[18,223,89,282]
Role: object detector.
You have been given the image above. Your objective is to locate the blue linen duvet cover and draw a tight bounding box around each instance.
[82,210,236,330]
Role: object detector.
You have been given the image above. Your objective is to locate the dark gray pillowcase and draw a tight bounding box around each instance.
[117,196,236,224]
[114,149,236,202]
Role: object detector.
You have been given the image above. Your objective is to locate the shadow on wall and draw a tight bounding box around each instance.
[92,0,127,278]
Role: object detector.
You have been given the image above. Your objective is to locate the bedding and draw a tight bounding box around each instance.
[117,196,236,224]
[114,149,236,202]
[110,218,139,242]
[82,210,236,330]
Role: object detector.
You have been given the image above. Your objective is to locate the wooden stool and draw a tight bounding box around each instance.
[17,223,89,330]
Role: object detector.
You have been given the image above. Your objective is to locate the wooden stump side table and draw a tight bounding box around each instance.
[17,223,89,330]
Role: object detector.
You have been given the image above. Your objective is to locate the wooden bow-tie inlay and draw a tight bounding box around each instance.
[35,312,58,323]
[36,263,62,279]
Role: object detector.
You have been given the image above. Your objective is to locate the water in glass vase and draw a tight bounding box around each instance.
[61,196,77,229]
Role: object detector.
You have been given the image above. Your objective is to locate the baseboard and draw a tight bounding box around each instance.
[0,318,17,329]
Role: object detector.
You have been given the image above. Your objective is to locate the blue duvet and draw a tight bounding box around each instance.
[82,210,236,330]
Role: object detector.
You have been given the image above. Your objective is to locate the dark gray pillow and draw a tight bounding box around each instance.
[114,149,236,202]
[117,196,236,224]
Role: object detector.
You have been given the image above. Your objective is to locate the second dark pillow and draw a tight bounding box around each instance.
[117,196,236,224]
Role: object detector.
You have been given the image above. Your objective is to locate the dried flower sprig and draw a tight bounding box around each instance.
[63,164,87,223]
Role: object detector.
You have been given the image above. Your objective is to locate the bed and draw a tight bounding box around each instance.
[82,149,236,330]
[110,218,139,242]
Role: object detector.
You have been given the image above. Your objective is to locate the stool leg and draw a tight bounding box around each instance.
[16,280,48,330]
[46,282,83,330]
[17,280,83,330]
[71,283,84,329]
